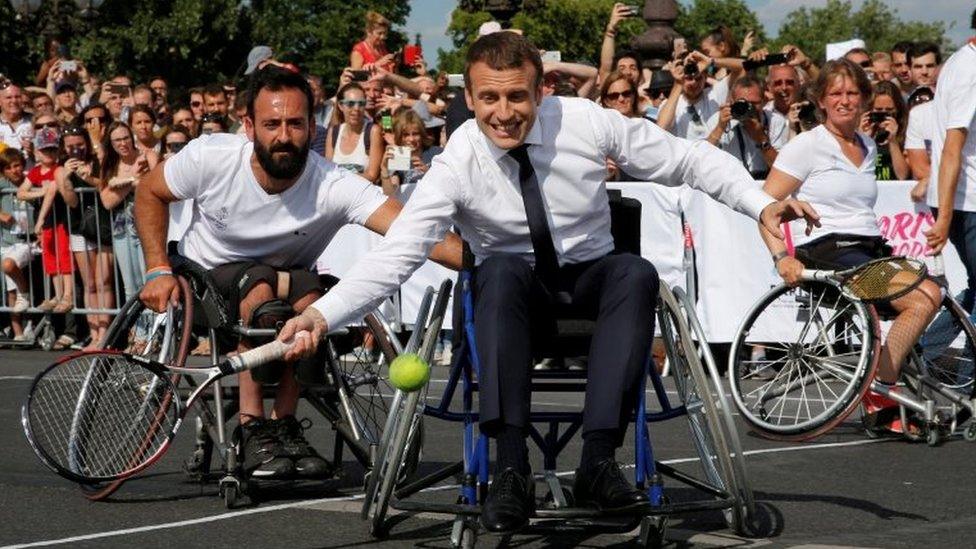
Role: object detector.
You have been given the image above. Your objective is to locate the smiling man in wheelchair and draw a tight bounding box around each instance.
[281,32,818,533]
[134,67,460,481]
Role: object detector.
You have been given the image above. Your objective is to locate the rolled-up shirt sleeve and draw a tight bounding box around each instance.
[311,158,460,330]
[594,104,774,220]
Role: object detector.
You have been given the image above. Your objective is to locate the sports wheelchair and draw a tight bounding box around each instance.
[728,270,976,445]
[78,254,433,507]
[361,203,757,548]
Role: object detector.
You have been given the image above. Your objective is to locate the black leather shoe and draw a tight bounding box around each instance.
[480,468,535,533]
[573,459,649,510]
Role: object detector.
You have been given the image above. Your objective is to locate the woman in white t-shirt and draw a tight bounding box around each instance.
[758,59,942,432]
[325,83,383,183]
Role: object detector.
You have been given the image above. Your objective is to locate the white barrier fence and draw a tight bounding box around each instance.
[1,187,126,315]
[317,181,968,340]
[4,182,966,345]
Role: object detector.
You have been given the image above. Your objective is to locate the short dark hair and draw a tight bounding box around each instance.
[245,66,314,120]
[0,148,24,170]
[891,41,913,55]
[908,41,941,65]
[203,83,227,99]
[613,49,642,69]
[464,32,544,90]
[732,74,764,94]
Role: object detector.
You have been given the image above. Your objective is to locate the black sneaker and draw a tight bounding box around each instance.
[480,467,535,533]
[238,419,294,479]
[272,416,333,479]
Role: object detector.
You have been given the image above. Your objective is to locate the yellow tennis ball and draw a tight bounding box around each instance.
[389,353,430,392]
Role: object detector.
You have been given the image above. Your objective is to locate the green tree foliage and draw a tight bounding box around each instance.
[776,0,950,62]
[674,0,766,48]
[247,0,410,88]
[437,0,644,73]
[0,0,411,95]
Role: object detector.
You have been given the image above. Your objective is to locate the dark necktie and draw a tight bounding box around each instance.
[508,144,560,290]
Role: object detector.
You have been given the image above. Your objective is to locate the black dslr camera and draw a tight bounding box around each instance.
[730,99,756,121]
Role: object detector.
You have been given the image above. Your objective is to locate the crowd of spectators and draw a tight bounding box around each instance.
[0,4,962,351]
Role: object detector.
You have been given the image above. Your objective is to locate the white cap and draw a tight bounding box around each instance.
[478,21,502,37]
[825,39,867,62]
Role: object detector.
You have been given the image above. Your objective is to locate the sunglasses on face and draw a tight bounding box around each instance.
[649,89,668,99]
[62,126,85,136]
[604,90,634,101]
[190,101,202,107]
[34,121,59,130]
[166,141,187,153]
[84,115,105,124]
[340,99,367,108]
[858,60,872,68]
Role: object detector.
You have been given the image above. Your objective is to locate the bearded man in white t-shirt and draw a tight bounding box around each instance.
[134,67,461,480]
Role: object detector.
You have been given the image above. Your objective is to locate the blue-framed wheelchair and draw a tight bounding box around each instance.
[361,196,757,547]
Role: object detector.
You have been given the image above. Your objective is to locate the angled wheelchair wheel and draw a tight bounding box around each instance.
[80,279,194,501]
[918,294,976,395]
[728,281,879,441]
[327,311,400,456]
[658,286,753,535]
[363,280,452,538]
[671,287,757,535]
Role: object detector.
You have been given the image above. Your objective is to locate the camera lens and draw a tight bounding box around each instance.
[798,103,816,123]
[730,100,753,120]
[683,62,699,77]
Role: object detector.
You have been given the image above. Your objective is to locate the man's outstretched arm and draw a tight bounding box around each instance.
[134,161,181,312]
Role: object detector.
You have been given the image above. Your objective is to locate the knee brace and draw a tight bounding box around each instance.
[245,298,294,345]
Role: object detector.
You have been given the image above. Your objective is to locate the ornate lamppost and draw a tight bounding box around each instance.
[630,0,683,70]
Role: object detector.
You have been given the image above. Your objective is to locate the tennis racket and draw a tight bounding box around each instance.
[801,256,927,303]
[22,331,309,484]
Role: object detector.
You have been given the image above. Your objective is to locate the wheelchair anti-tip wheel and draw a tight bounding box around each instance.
[658,286,755,536]
[729,281,879,441]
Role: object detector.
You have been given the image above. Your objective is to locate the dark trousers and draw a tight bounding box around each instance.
[473,253,659,439]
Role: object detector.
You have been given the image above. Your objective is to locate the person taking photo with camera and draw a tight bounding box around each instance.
[706,76,782,178]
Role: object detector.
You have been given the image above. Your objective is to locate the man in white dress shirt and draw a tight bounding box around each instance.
[281,32,817,533]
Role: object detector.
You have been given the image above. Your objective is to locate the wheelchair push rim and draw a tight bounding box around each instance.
[658,286,756,535]
[728,281,880,441]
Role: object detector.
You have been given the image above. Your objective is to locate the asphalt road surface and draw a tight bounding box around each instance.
[2,349,975,548]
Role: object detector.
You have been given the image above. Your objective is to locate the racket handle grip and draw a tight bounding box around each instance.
[800,269,830,281]
[220,330,310,374]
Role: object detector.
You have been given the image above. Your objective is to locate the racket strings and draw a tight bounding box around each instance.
[846,259,926,301]
[28,354,176,479]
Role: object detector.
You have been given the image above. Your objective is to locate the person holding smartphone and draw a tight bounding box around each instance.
[57,125,115,349]
[99,121,157,353]
[379,109,443,198]
[350,11,395,72]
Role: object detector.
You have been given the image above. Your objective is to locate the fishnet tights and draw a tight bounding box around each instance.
[876,281,941,384]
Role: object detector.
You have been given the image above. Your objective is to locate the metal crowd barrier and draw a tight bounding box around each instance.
[1,187,128,323]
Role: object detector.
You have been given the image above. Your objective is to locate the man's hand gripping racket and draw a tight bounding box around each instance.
[21,331,310,484]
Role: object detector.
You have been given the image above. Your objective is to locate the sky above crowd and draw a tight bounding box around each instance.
[404,0,974,59]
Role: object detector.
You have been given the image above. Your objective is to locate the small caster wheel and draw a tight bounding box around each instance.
[219,477,242,509]
[221,483,238,508]
[638,515,667,548]
[965,423,976,442]
[926,426,941,447]
[38,326,55,351]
